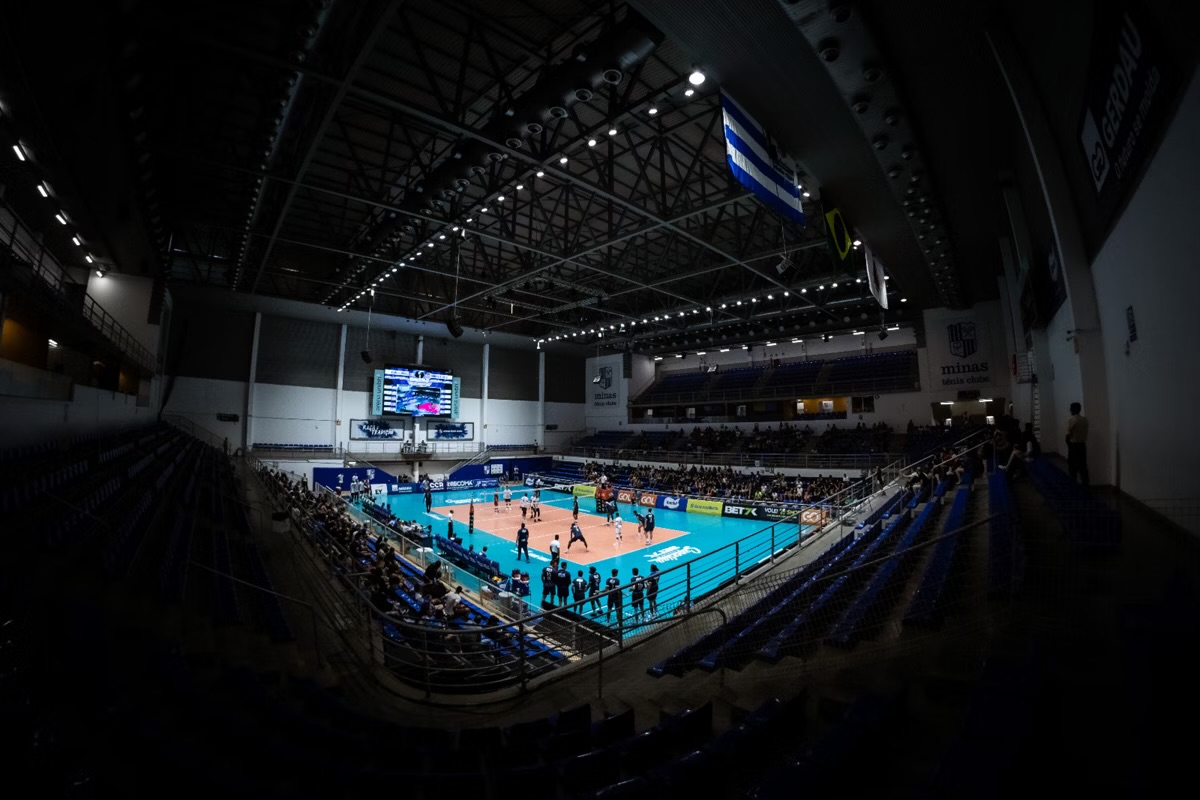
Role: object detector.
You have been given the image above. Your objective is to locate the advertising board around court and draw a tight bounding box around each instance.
[572,484,596,497]
[687,498,725,516]
[616,488,636,505]
[719,501,824,522]
[655,495,687,512]
[636,492,658,508]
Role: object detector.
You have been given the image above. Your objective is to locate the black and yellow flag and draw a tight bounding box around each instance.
[824,205,853,262]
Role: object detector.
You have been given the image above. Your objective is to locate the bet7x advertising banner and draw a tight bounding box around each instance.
[721,502,829,524]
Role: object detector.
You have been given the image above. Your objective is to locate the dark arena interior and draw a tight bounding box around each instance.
[2,1,1198,797]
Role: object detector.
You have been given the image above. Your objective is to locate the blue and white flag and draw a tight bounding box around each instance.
[721,93,805,225]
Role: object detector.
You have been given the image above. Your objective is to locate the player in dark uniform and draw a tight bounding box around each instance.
[572,496,579,521]
[587,567,602,614]
[605,569,622,622]
[604,500,615,524]
[516,523,530,562]
[633,508,646,536]
[572,571,588,607]
[644,510,656,546]
[646,564,660,617]
[424,489,432,513]
[468,499,475,535]
[554,561,572,606]
[541,563,556,607]
[567,521,588,551]
[629,568,645,623]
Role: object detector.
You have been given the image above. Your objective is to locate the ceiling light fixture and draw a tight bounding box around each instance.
[481,207,488,213]
[588,138,597,147]
[72,236,81,246]
[853,238,862,246]
[85,254,94,263]
[55,213,67,225]
[536,170,544,177]
[688,68,706,86]
[647,106,658,115]
[684,88,695,97]
[37,184,49,198]
[800,288,807,293]
[802,191,811,197]
[608,127,617,136]
[901,297,908,303]
[515,184,523,191]
[12,144,26,161]
[719,348,730,353]
[559,157,568,164]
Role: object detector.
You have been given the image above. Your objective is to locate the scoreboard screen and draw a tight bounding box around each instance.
[373,367,454,417]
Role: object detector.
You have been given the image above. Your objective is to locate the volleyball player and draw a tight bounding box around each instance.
[503,485,512,511]
[567,521,588,551]
[468,499,475,535]
[629,568,645,623]
[531,493,541,521]
[605,500,615,525]
[572,571,588,607]
[613,511,623,547]
[605,569,622,622]
[572,496,579,521]
[541,563,556,607]
[644,509,655,546]
[493,490,499,513]
[588,567,602,614]
[447,510,455,540]
[520,494,529,519]
[647,564,660,617]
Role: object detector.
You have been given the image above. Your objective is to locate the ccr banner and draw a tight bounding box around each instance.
[655,495,687,512]
[688,499,725,516]
[572,484,596,498]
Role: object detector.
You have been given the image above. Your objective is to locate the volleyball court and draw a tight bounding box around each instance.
[431,490,689,566]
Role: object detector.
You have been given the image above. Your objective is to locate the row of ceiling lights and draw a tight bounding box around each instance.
[330,67,714,314]
[7,138,102,275]
[649,323,904,359]
[536,267,908,346]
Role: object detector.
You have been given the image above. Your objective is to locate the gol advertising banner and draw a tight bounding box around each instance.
[572,484,596,498]
[800,508,828,526]
[616,488,636,504]
[655,495,688,512]
[637,492,658,508]
[688,498,725,516]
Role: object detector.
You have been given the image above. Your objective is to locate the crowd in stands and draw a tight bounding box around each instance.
[581,460,855,504]
[258,469,498,633]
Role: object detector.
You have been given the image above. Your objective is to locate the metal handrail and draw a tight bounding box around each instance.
[0,197,155,371]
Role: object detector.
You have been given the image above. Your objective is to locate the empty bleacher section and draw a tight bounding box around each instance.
[1026,457,1120,547]
[709,365,765,393]
[635,369,713,403]
[821,350,919,393]
[633,349,920,406]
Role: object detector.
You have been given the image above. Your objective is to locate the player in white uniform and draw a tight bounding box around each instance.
[613,511,623,547]
[503,486,512,511]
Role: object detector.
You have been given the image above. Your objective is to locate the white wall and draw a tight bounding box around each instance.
[85,273,162,357]
[161,376,247,446]
[1088,70,1200,506]
[253,383,336,446]
[0,383,159,447]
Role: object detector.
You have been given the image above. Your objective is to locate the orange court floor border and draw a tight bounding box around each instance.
[432,502,688,566]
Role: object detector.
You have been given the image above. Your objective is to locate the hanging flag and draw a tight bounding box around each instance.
[720,93,805,225]
[824,205,853,261]
[863,242,889,310]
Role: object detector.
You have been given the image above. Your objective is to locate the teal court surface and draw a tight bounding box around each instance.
[374,486,818,624]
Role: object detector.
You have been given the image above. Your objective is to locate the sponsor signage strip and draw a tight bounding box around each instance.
[655,495,688,512]
[572,484,596,497]
[687,498,725,516]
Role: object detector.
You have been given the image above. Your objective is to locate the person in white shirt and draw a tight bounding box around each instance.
[520,494,529,519]
[549,534,561,562]
[503,485,512,510]
[613,512,623,546]
[441,586,463,618]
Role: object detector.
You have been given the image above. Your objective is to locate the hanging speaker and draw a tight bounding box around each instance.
[360,350,372,363]
[446,319,464,339]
